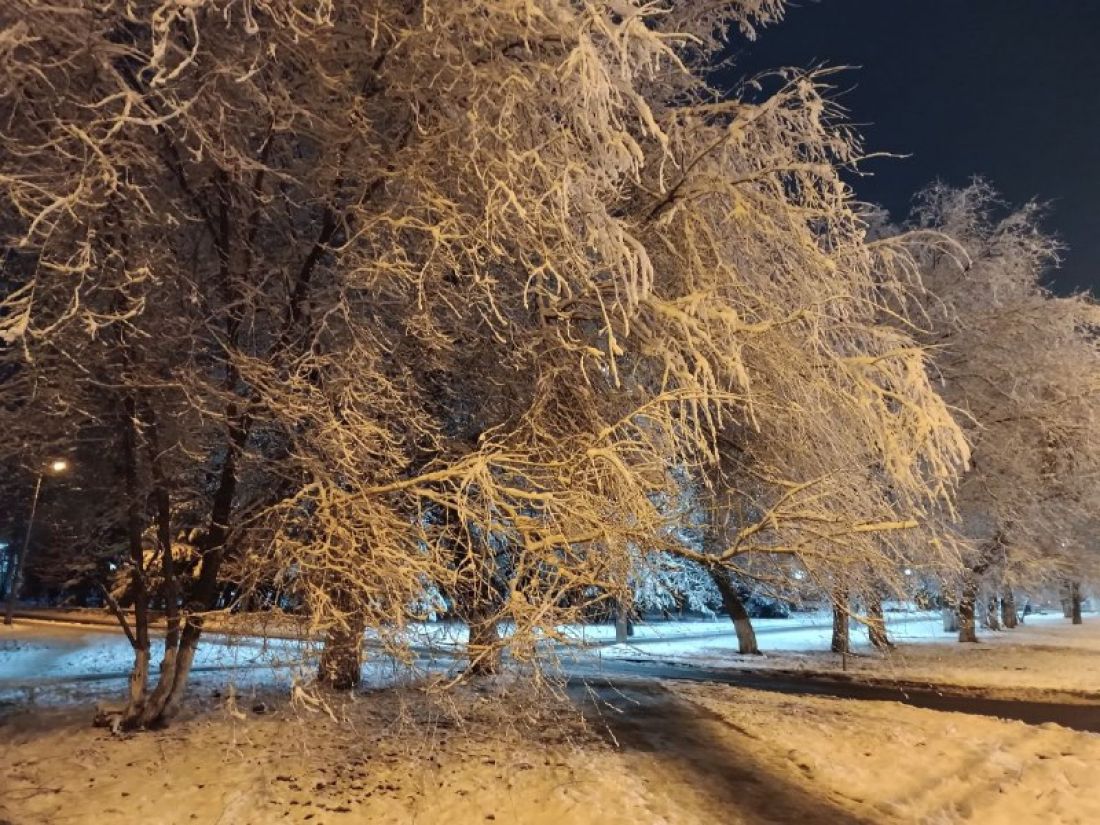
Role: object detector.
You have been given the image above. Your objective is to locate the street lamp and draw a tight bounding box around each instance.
[4,458,70,625]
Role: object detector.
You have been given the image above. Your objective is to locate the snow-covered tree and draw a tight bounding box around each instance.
[908,182,1100,640]
[632,552,722,616]
[2,0,799,719]
[2,0,979,730]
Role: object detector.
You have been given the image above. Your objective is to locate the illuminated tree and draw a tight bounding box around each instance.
[2,0,975,733]
[1,0,796,719]
[908,182,1100,640]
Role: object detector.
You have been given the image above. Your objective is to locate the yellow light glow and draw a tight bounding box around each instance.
[49,459,69,473]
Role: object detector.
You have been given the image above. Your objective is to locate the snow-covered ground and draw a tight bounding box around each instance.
[599,608,945,654]
[3,613,1100,824]
[0,621,309,685]
[597,610,1100,698]
[371,611,832,648]
[0,608,928,700]
[3,609,1097,700]
[670,682,1100,824]
[0,610,833,690]
[3,678,1098,825]
[0,621,441,707]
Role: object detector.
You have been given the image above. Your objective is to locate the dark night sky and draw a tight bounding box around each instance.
[725,0,1100,296]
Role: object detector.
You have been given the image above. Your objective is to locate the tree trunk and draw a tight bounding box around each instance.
[981,596,1000,631]
[4,505,33,626]
[466,614,501,675]
[318,618,366,690]
[151,410,248,724]
[139,416,181,726]
[149,553,229,725]
[123,648,150,722]
[1001,589,1018,629]
[1,514,24,611]
[140,643,178,725]
[93,399,159,732]
[958,577,979,643]
[614,604,630,644]
[119,398,152,729]
[867,595,892,650]
[1070,581,1083,625]
[942,606,958,633]
[831,589,849,655]
[156,619,201,720]
[710,568,760,655]
[99,416,243,731]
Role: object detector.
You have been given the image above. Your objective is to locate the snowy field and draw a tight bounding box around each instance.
[0,609,931,699]
[414,608,1100,701]
[0,610,831,688]
[3,677,1099,825]
[2,609,1097,700]
[596,610,1100,697]
[3,613,1100,824]
[0,622,311,693]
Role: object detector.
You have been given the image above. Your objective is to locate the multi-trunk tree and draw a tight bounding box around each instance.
[12,0,1072,732]
[3,0,803,721]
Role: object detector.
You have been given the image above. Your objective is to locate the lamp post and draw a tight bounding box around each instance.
[4,458,69,625]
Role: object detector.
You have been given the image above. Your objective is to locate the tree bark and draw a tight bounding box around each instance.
[1070,581,1083,625]
[446,521,506,677]
[710,568,760,655]
[1001,589,1018,629]
[144,169,265,726]
[119,397,152,729]
[831,588,850,655]
[158,621,201,720]
[614,603,632,644]
[981,596,1000,631]
[466,614,501,675]
[3,510,30,626]
[318,618,366,689]
[139,408,181,726]
[2,514,23,606]
[152,410,249,723]
[958,577,979,643]
[867,595,892,650]
[942,605,958,633]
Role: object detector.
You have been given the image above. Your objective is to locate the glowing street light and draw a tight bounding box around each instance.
[3,458,71,625]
